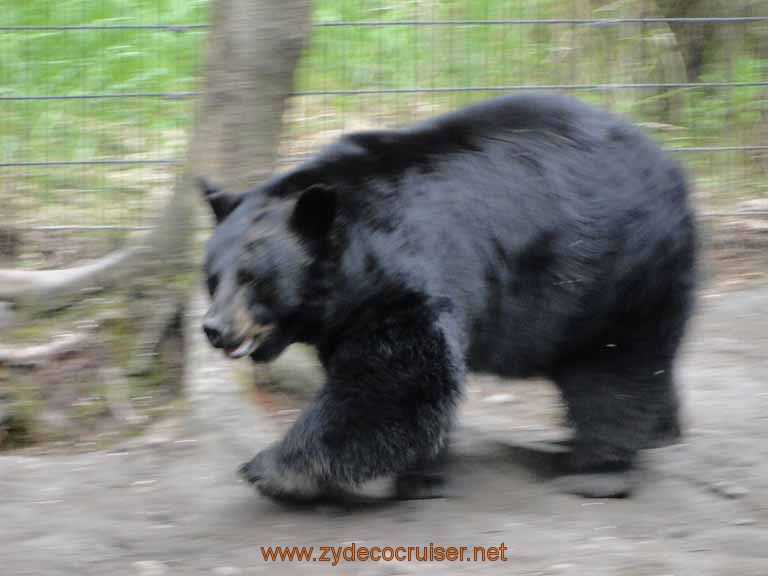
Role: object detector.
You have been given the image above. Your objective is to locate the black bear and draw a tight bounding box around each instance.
[201,94,696,500]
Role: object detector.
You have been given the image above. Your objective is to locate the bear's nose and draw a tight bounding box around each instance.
[203,318,224,348]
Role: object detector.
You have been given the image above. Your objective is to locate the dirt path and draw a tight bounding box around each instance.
[1,287,767,576]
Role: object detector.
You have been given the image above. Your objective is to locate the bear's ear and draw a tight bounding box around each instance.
[199,178,241,224]
[289,183,337,240]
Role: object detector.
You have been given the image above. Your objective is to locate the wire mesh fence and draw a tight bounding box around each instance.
[1,1,766,267]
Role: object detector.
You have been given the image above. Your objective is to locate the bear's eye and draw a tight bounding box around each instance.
[249,278,276,306]
[207,275,219,296]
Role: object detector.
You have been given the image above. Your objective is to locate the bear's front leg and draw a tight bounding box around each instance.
[239,444,324,501]
[239,308,463,502]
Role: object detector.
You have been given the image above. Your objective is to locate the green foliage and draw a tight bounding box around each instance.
[0,0,205,229]
[0,0,765,227]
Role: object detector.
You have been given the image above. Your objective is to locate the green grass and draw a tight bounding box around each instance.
[0,0,205,229]
[1,0,765,231]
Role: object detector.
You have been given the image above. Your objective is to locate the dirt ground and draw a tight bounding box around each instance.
[1,282,767,576]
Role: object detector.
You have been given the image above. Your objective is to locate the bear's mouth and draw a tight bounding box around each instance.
[224,324,273,359]
[224,339,258,359]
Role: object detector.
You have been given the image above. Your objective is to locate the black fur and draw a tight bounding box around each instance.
[202,94,696,500]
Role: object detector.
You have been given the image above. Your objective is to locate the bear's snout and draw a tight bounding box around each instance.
[202,316,225,349]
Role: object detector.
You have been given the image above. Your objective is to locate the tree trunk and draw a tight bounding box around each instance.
[654,0,764,83]
[190,0,313,193]
[655,0,714,82]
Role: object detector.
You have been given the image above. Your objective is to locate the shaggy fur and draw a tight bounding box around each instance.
[201,93,696,500]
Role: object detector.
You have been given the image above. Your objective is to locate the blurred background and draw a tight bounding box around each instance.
[2,4,768,574]
[2,1,766,245]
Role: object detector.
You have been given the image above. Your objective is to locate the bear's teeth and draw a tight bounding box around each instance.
[228,339,257,358]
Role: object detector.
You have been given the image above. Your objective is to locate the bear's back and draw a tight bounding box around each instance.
[268,94,693,377]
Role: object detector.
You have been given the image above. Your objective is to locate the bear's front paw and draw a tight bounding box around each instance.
[238,447,323,502]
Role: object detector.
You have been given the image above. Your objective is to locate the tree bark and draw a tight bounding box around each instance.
[190,0,313,193]
[656,0,715,82]
[655,0,764,83]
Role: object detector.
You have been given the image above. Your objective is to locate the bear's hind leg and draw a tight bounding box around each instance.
[553,355,679,497]
[644,375,683,448]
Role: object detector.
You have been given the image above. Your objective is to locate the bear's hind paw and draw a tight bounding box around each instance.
[551,471,636,498]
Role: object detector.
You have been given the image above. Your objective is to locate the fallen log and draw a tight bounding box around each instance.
[0,332,90,367]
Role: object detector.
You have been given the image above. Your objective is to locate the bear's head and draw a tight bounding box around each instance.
[200,176,338,361]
